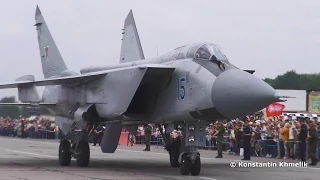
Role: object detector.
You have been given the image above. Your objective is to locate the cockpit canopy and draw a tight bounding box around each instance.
[186,43,229,63]
[152,42,230,65]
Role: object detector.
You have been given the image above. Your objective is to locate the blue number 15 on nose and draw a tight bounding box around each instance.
[178,77,186,100]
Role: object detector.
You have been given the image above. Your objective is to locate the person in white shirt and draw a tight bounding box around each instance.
[229,125,236,154]
[288,121,296,159]
[33,120,38,139]
[139,126,144,135]
[206,133,212,148]
[139,126,144,144]
[260,121,267,140]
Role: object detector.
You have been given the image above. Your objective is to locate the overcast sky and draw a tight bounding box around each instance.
[0,0,319,99]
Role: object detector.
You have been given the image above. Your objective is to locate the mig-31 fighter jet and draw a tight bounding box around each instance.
[0,6,285,176]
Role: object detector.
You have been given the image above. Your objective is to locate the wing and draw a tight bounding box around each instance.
[0,64,175,111]
[0,72,104,89]
[0,65,171,89]
[0,103,56,106]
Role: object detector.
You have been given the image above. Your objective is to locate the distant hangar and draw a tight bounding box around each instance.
[261,89,320,115]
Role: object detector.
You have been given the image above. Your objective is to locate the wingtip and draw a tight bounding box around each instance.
[35,5,41,16]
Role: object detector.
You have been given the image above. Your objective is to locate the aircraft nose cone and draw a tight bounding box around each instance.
[211,69,276,119]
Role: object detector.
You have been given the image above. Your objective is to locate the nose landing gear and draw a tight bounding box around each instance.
[160,121,206,176]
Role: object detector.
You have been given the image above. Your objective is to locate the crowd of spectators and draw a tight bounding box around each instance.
[135,125,162,145]
[0,116,58,139]
[1,114,320,160]
[132,115,320,160]
[204,115,320,160]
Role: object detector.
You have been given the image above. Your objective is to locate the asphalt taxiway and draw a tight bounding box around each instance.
[0,137,319,180]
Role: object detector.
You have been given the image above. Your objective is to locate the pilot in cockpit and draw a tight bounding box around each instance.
[211,55,225,71]
[195,49,207,59]
[193,44,229,72]
[219,61,225,71]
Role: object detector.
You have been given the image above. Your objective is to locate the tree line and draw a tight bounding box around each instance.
[263,70,320,90]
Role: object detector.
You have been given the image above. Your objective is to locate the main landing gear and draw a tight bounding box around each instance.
[159,121,205,176]
[58,129,90,167]
[59,139,72,166]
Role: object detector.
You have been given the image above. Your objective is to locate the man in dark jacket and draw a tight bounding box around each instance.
[298,118,308,163]
[242,120,252,160]
[213,120,225,158]
[235,124,242,155]
[308,119,319,165]
[93,124,104,146]
[143,124,152,151]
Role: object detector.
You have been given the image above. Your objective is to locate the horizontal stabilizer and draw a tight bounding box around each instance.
[15,75,40,102]
[0,102,56,106]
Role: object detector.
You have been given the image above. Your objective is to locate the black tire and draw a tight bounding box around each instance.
[179,154,191,175]
[59,140,71,166]
[169,148,180,167]
[76,140,90,167]
[190,157,201,176]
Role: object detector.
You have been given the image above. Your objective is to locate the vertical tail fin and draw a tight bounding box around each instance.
[35,5,68,79]
[119,10,145,64]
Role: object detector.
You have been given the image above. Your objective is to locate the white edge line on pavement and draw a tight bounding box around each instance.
[5,148,221,180]
[5,149,56,159]
[199,177,219,180]
[4,148,78,161]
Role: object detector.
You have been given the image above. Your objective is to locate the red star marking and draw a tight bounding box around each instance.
[44,46,49,57]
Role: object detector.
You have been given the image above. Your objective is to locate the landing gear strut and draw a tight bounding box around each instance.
[58,129,90,167]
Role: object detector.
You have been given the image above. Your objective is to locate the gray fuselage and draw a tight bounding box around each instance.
[42,42,276,124]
